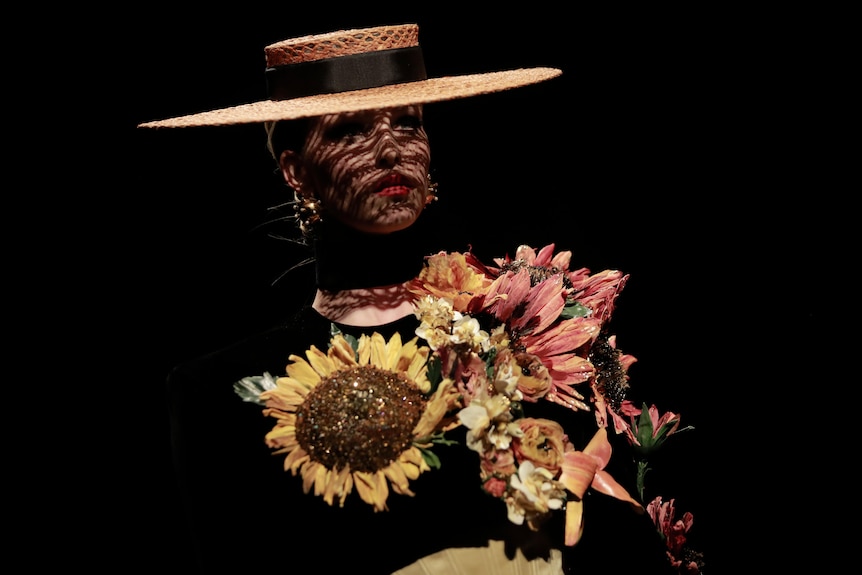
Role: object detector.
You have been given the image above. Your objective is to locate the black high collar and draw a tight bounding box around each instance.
[312,217,434,291]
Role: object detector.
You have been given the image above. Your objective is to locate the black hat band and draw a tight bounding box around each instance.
[266,46,427,101]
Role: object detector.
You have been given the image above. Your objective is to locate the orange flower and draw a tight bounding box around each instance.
[511,417,569,475]
[408,250,493,312]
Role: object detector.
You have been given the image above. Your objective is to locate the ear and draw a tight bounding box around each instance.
[279,150,305,193]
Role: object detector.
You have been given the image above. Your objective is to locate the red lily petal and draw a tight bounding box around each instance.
[559,451,599,497]
[565,499,584,546]
[582,428,642,508]
[583,426,612,467]
[591,470,642,509]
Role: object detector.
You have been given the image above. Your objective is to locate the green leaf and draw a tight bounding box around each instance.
[426,355,443,393]
[415,431,459,448]
[483,347,498,379]
[636,404,655,447]
[561,300,590,320]
[419,446,441,469]
[330,323,360,355]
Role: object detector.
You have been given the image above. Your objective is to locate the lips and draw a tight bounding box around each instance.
[376,174,411,197]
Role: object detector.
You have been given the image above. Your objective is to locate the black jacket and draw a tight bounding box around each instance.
[167,305,675,574]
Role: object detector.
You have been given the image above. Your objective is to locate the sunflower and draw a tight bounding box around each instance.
[259,331,460,512]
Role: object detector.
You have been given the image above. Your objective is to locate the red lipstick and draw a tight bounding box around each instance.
[376,174,410,196]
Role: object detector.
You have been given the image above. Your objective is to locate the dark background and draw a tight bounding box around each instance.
[43,5,842,573]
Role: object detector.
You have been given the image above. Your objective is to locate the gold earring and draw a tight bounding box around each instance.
[294,190,322,237]
[425,174,439,206]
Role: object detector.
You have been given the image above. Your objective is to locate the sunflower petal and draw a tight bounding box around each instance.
[329,335,358,366]
[356,334,372,365]
[399,446,429,477]
[363,332,384,367]
[282,446,309,473]
[285,357,321,387]
[383,460,415,496]
[300,461,322,494]
[354,470,390,512]
[264,422,296,448]
[414,379,456,437]
[383,331,404,370]
[264,379,310,409]
[342,472,354,507]
[305,345,336,378]
[313,464,331,498]
[323,466,352,507]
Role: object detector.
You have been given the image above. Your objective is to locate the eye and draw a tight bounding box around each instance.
[392,114,422,132]
[324,121,368,142]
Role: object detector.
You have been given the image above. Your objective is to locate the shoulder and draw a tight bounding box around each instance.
[167,305,331,391]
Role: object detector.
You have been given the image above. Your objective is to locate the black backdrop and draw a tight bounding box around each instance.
[60,6,839,572]
[124,9,717,572]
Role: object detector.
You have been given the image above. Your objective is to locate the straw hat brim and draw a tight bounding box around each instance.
[138,68,561,128]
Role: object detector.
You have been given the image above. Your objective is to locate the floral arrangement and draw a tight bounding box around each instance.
[235,243,704,573]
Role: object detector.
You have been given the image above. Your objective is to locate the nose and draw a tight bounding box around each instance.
[375,130,401,168]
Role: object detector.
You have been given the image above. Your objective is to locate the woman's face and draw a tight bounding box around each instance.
[283,105,431,234]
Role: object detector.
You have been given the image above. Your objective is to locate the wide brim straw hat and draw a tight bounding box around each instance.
[138,23,561,128]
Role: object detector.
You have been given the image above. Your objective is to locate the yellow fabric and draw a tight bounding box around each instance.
[392,539,563,574]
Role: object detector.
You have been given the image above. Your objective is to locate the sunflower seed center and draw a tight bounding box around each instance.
[295,365,426,472]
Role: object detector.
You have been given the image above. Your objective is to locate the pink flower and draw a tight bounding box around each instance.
[481,475,510,498]
[472,243,629,324]
[647,497,700,573]
[567,268,628,324]
[468,270,599,411]
[479,447,517,480]
[617,401,693,458]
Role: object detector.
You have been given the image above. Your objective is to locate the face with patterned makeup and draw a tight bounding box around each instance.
[279,105,431,234]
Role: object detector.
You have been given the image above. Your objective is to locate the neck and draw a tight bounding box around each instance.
[309,217,433,325]
[312,282,416,326]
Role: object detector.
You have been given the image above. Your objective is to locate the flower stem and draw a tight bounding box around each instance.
[636,459,650,502]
